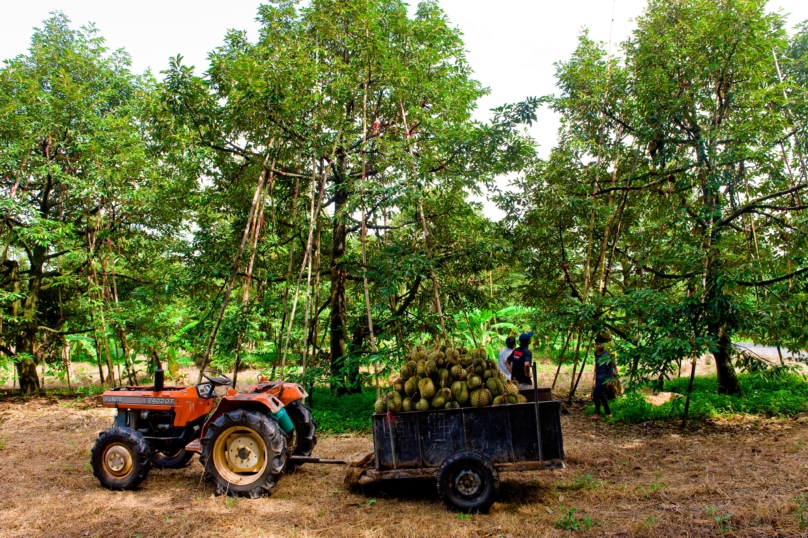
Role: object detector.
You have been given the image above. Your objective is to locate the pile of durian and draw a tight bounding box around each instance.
[374,344,527,414]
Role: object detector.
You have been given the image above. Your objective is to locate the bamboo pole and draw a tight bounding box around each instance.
[198,154,270,383]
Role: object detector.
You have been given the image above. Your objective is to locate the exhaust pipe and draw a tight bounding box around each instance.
[154,368,164,392]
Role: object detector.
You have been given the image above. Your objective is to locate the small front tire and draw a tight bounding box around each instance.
[91,427,151,490]
[437,452,499,513]
[285,399,317,470]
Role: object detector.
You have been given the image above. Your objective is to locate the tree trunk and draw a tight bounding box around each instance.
[329,150,360,394]
[711,325,741,395]
[16,247,45,395]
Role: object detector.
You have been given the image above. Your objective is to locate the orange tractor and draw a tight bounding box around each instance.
[91,369,316,498]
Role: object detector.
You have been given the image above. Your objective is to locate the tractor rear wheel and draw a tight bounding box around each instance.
[152,448,195,469]
[91,427,151,490]
[200,409,286,498]
[285,399,317,470]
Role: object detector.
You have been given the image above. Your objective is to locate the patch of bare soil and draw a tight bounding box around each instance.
[1,396,807,538]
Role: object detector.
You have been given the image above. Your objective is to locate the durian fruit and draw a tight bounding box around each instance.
[504,381,519,395]
[438,369,452,388]
[446,348,460,362]
[450,364,465,380]
[393,377,405,393]
[418,378,436,400]
[445,401,460,409]
[460,356,472,368]
[405,376,419,397]
[431,392,447,408]
[479,388,493,406]
[493,395,504,405]
[467,374,482,390]
[374,399,386,414]
[470,389,484,407]
[474,363,485,376]
[482,369,493,382]
[504,393,519,404]
[426,359,438,377]
[402,397,414,412]
[416,360,427,378]
[451,380,464,401]
[487,377,504,397]
[388,391,403,412]
[456,382,469,405]
[400,363,413,381]
[438,387,452,401]
[415,398,430,411]
[517,394,528,403]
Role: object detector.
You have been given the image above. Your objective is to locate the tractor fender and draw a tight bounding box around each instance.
[246,381,308,406]
[199,392,284,440]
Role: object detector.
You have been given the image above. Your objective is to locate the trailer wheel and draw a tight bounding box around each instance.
[285,399,317,470]
[200,409,287,498]
[437,452,499,513]
[91,427,152,490]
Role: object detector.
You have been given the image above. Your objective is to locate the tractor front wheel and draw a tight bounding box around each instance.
[200,409,286,498]
[91,427,151,490]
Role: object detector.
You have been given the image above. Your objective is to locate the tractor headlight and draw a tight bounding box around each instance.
[197,383,213,398]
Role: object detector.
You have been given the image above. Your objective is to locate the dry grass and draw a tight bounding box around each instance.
[2,393,808,538]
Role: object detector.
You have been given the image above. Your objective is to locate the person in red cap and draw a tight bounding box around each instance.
[506,332,534,390]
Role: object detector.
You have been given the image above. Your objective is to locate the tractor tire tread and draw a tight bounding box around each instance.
[91,427,151,490]
[200,409,286,498]
[285,400,317,470]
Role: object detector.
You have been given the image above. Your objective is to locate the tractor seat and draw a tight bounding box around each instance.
[207,376,231,387]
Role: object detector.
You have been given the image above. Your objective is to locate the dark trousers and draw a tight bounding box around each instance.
[593,379,611,415]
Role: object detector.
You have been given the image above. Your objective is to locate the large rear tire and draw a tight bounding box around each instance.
[91,427,151,490]
[285,399,317,470]
[200,409,286,498]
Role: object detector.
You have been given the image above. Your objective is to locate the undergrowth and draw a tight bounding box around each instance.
[605,373,808,423]
[308,386,377,434]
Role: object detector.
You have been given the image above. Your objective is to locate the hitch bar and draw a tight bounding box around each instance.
[288,456,347,465]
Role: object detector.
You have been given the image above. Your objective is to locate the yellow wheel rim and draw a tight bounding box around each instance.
[212,426,267,486]
[103,443,134,478]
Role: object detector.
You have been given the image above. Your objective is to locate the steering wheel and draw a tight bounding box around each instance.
[202,371,233,387]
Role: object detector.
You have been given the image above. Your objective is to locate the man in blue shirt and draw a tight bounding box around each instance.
[498,336,516,379]
[506,332,534,389]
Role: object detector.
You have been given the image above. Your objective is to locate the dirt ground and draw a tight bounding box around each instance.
[2,392,808,538]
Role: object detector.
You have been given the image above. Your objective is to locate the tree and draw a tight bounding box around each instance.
[0,14,190,393]
[503,0,807,395]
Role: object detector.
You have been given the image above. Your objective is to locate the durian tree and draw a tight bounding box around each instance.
[500,0,808,394]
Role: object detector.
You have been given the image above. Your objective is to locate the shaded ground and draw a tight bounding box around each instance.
[2,395,808,537]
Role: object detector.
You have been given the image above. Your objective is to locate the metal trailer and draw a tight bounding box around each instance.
[362,365,565,512]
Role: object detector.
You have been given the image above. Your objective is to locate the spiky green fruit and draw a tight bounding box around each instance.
[445,401,460,409]
[517,394,528,403]
[439,369,452,388]
[451,381,464,401]
[505,381,519,395]
[467,374,482,390]
[493,395,504,405]
[400,363,412,381]
[480,389,493,406]
[374,399,386,414]
[474,363,485,375]
[483,369,492,382]
[426,359,438,376]
[505,393,519,404]
[446,348,459,362]
[418,350,429,361]
[405,376,419,397]
[431,394,446,408]
[418,378,436,400]
[416,360,427,378]
[386,391,402,412]
[460,357,472,368]
[457,382,469,405]
[415,398,429,411]
[402,397,414,412]
[438,387,452,401]
[394,379,404,393]
[487,377,504,396]
[470,389,483,407]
